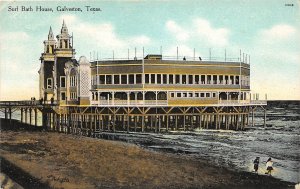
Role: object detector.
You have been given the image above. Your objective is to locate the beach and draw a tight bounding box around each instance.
[0,125,295,189]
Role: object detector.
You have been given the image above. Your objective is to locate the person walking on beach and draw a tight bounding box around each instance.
[265,158,273,175]
[253,157,260,173]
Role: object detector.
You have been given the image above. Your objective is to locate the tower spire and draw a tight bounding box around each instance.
[48,26,54,40]
[63,19,66,27]
[61,19,68,34]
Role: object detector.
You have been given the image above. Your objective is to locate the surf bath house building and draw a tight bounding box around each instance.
[38,22,267,134]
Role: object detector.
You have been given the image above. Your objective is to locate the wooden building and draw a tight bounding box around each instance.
[37,22,267,133]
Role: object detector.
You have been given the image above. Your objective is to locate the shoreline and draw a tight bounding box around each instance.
[0,121,296,189]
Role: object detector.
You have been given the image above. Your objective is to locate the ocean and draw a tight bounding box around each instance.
[1,100,299,183]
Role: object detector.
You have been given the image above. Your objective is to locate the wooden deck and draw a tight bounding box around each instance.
[0,100,267,133]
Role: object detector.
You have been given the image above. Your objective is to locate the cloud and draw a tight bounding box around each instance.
[165,18,230,47]
[254,24,300,65]
[166,20,190,41]
[193,18,230,47]
[260,24,297,41]
[129,35,151,46]
[57,14,153,58]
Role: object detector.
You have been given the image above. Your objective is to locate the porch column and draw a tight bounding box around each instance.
[127,92,130,105]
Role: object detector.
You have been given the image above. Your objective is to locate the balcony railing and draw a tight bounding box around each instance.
[218,99,267,106]
[91,100,168,106]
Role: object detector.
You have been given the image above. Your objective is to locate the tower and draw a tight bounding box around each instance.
[39,21,76,103]
[39,26,56,100]
[54,20,75,103]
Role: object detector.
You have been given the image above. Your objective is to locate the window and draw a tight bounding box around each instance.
[151,74,155,84]
[219,75,223,84]
[70,92,77,99]
[201,75,205,84]
[188,92,193,97]
[129,75,134,84]
[212,93,216,98]
[136,74,142,84]
[183,93,187,97]
[47,78,52,89]
[225,76,229,84]
[195,93,199,97]
[200,93,205,97]
[61,92,66,100]
[206,93,210,98]
[207,75,211,84]
[70,76,77,87]
[157,74,162,84]
[121,75,127,84]
[114,75,120,84]
[145,74,150,84]
[177,93,182,97]
[169,74,174,84]
[100,75,105,84]
[213,75,217,84]
[230,76,234,85]
[235,76,240,85]
[106,75,112,84]
[195,75,199,84]
[189,75,193,84]
[170,93,175,98]
[60,76,66,88]
[163,74,167,84]
[175,75,180,84]
[182,75,186,84]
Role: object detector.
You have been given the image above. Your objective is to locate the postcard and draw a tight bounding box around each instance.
[0,1,299,188]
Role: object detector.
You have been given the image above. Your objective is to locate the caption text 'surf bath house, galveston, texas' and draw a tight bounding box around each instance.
[38,21,267,133]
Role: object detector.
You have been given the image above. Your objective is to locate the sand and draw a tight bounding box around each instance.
[0,126,296,189]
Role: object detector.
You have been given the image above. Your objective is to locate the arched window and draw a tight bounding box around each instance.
[145,92,156,100]
[157,92,167,100]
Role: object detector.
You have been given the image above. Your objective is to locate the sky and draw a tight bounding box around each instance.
[0,0,299,100]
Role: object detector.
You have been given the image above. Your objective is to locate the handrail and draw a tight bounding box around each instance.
[91,100,168,106]
[0,100,58,106]
[91,56,247,64]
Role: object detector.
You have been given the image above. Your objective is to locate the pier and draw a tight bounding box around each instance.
[0,100,267,134]
[0,100,55,129]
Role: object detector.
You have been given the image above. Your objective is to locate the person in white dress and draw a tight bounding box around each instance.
[265,157,273,175]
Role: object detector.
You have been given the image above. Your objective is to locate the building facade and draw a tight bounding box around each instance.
[39,21,90,105]
[90,55,251,107]
[39,23,267,132]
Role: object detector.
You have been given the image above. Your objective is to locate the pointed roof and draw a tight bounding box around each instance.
[62,19,66,27]
[48,26,54,40]
[61,19,68,34]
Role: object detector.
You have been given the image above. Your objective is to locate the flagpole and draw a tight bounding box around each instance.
[142,47,145,88]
